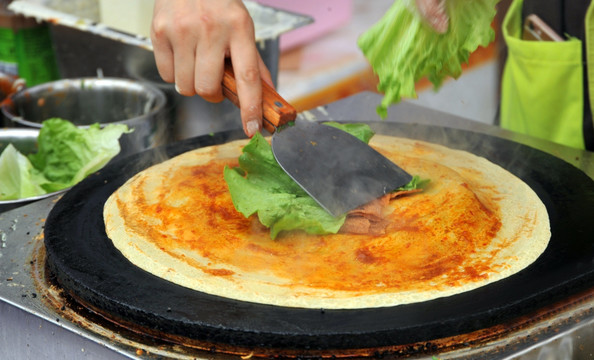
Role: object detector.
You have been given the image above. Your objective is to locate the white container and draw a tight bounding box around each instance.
[99,0,154,37]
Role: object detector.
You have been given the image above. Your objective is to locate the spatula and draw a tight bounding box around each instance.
[222,61,412,217]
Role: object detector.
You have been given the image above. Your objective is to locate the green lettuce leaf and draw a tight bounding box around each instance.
[398,175,430,191]
[28,118,130,192]
[322,122,375,143]
[224,122,375,239]
[224,132,345,240]
[0,144,49,200]
[358,0,499,117]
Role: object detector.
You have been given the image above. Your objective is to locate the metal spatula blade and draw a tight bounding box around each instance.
[271,120,412,217]
[221,61,412,217]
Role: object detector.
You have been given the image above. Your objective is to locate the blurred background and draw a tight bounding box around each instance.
[0,0,512,139]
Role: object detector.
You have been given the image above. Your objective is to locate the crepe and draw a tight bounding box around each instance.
[103,136,550,309]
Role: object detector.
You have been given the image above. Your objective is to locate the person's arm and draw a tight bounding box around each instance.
[416,0,449,33]
[150,0,272,137]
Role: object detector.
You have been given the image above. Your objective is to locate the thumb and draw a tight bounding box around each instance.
[416,0,449,33]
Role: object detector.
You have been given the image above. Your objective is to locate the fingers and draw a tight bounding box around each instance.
[150,0,270,138]
[194,49,225,103]
[151,0,198,96]
[416,0,449,33]
[258,55,274,89]
[229,9,263,138]
[192,1,256,104]
[172,42,197,97]
[150,0,176,84]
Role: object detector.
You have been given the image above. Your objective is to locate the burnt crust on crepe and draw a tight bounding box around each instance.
[103,136,550,309]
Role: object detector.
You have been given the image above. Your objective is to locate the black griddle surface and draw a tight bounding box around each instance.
[44,123,594,351]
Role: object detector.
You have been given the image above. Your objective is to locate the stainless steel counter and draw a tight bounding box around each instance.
[1,92,593,359]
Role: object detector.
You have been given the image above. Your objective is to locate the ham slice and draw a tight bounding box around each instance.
[340,189,423,235]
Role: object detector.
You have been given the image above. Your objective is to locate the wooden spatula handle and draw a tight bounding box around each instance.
[222,60,296,133]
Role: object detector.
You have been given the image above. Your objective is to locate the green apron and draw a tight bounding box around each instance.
[500,0,594,149]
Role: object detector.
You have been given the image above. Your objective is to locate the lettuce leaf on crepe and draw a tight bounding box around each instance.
[224,122,375,239]
[322,121,375,143]
[28,118,130,192]
[358,0,499,117]
[0,144,48,200]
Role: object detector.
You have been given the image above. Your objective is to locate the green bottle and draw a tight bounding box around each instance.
[0,0,59,86]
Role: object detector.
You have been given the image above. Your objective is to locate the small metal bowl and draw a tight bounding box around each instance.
[0,128,68,213]
[1,77,169,160]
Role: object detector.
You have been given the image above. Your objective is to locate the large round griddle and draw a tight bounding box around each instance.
[44,123,594,351]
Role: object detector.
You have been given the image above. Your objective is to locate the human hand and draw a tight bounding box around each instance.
[416,0,449,33]
[150,0,273,137]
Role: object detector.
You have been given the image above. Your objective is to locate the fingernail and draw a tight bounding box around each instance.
[246,120,260,137]
[175,83,181,94]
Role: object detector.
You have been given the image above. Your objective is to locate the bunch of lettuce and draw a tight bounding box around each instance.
[358,0,499,117]
[0,118,130,200]
[224,122,374,239]
[0,144,48,200]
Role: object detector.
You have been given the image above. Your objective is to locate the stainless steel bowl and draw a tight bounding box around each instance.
[0,129,68,213]
[1,77,169,159]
